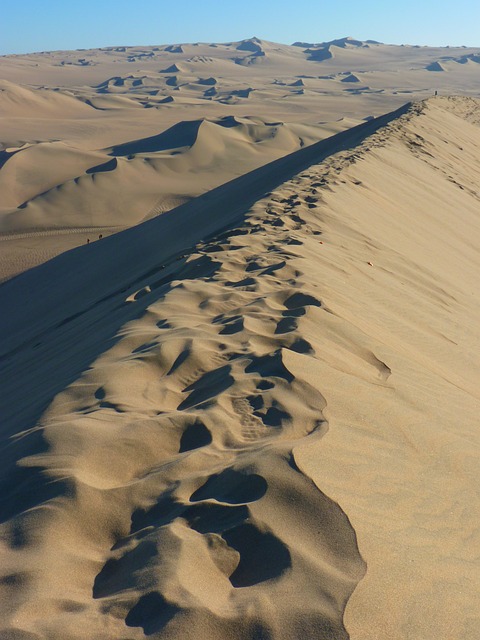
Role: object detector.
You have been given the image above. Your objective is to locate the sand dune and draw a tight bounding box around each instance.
[426,61,446,72]
[305,46,335,62]
[0,114,345,279]
[3,35,479,283]
[340,73,361,83]
[85,94,146,110]
[1,35,480,640]
[164,45,184,54]
[235,38,264,53]
[160,63,187,74]
[0,79,91,118]
[1,97,480,639]
[234,51,266,66]
[0,116,330,235]
[0,143,107,209]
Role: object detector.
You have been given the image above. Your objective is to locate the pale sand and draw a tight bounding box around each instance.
[0,93,479,639]
[2,37,480,639]
[1,38,480,280]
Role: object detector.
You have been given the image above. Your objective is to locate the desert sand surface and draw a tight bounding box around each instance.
[1,38,480,640]
[1,92,480,639]
[1,37,480,279]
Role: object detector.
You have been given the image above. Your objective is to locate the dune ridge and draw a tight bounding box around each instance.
[0,102,411,361]
[2,38,480,282]
[1,193,365,639]
[0,103,412,639]
[0,113,353,281]
[1,96,480,639]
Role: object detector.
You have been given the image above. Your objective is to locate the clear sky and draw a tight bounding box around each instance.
[2,0,479,55]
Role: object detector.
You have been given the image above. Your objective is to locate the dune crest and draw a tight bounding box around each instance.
[1,31,480,639]
[0,114,347,281]
[1,97,480,638]
[2,37,480,280]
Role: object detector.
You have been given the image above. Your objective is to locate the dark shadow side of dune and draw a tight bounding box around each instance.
[108,119,204,156]
[0,102,411,527]
[106,115,260,157]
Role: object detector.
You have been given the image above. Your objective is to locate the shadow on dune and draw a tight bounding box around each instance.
[0,429,71,528]
[86,157,118,174]
[108,119,204,156]
[106,114,263,157]
[0,252,222,529]
[305,47,334,62]
[125,592,181,635]
[92,452,362,637]
[0,102,411,566]
[0,149,20,170]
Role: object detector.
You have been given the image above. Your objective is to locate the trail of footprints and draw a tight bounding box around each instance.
[97,178,359,634]
[37,172,365,637]
[4,103,428,639]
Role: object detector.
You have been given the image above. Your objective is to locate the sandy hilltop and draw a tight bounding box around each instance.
[0,37,480,640]
[1,36,480,279]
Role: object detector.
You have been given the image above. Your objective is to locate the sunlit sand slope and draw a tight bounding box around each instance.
[2,37,480,281]
[0,97,479,639]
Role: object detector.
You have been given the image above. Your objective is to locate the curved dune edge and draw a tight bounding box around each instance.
[0,115,352,282]
[1,96,480,638]
[0,116,329,235]
[3,36,480,282]
[3,200,366,639]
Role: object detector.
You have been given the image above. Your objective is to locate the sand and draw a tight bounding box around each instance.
[0,38,480,640]
[2,37,480,280]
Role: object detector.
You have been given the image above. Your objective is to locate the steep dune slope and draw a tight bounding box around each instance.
[0,79,93,118]
[0,116,329,232]
[0,116,343,281]
[2,38,480,283]
[0,97,479,639]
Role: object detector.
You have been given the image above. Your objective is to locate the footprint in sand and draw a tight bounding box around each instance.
[188,469,291,588]
[231,396,270,442]
[179,419,213,453]
[213,314,244,335]
[177,365,234,410]
[224,276,258,289]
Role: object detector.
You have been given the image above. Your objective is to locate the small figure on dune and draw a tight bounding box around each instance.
[87,238,90,244]
[99,234,103,240]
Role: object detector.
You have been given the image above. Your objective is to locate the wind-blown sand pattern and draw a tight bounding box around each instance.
[1,95,480,639]
[2,37,480,280]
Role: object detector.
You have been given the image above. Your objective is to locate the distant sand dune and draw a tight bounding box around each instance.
[0,79,91,118]
[164,45,184,54]
[340,73,361,83]
[426,61,446,72]
[1,35,480,640]
[1,98,480,639]
[234,51,266,66]
[159,63,187,74]
[0,116,339,251]
[305,47,334,62]
[108,119,205,155]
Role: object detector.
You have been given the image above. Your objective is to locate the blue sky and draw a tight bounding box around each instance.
[2,0,479,55]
